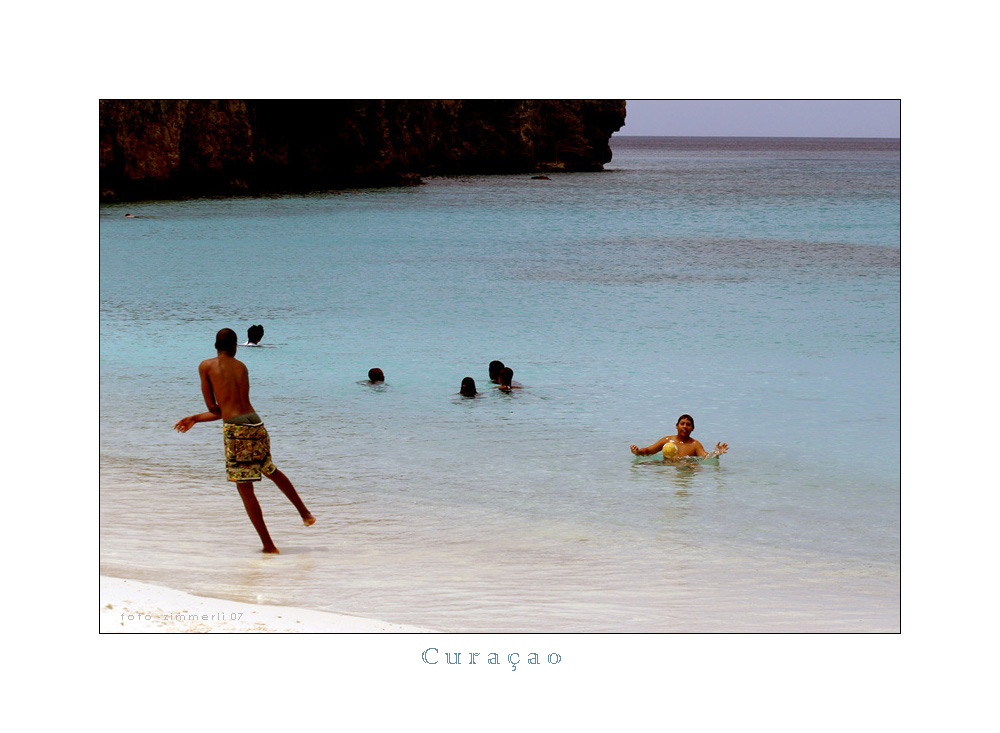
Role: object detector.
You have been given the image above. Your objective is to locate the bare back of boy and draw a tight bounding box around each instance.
[199,355,254,420]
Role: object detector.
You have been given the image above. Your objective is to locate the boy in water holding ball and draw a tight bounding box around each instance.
[630,414,729,461]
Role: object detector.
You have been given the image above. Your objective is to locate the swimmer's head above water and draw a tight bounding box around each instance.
[489,360,504,383]
[368,368,385,383]
[460,377,477,397]
[247,324,264,345]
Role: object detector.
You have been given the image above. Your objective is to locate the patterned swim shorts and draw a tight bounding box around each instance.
[222,422,277,482]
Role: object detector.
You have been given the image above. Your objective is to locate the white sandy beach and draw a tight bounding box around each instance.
[100,576,435,633]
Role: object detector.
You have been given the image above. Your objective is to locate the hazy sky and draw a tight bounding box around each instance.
[616,100,900,138]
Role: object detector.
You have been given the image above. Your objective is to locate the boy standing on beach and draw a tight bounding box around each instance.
[174,328,314,554]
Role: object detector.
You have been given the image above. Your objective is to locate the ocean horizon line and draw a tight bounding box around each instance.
[612,133,900,140]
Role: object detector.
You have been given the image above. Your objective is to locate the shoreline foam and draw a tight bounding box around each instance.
[100,575,436,633]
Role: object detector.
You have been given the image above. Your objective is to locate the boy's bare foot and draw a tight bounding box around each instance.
[263,546,280,554]
[303,515,316,527]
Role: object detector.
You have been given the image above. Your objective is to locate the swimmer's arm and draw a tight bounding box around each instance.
[174,411,222,433]
[631,437,668,456]
[699,442,730,461]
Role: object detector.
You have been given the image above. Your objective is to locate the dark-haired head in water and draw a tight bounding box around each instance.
[497,367,518,392]
[489,360,504,384]
[368,368,385,383]
[495,367,524,392]
[460,377,477,397]
[247,324,264,345]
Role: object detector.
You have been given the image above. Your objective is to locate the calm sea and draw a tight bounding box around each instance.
[99,136,900,632]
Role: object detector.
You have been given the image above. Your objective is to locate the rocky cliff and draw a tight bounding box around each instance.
[99,100,627,202]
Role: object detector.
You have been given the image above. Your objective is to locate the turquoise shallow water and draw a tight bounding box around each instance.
[99,136,900,631]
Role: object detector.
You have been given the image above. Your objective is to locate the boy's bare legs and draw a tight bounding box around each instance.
[265,469,315,526]
[236,483,280,553]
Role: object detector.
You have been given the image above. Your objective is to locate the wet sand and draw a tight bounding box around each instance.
[100,576,436,633]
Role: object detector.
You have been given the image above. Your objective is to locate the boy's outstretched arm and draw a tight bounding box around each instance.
[701,442,730,460]
[631,437,668,456]
[174,411,222,433]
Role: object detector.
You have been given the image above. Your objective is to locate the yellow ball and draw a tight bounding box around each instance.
[662,443,679,458]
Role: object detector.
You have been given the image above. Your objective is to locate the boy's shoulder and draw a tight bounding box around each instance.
[200,356,247,370]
